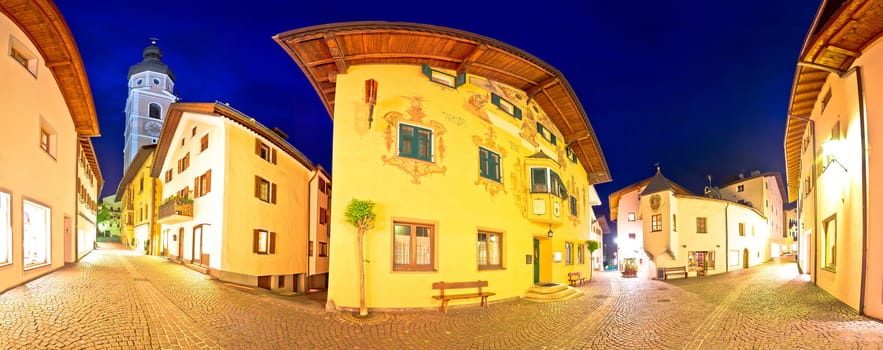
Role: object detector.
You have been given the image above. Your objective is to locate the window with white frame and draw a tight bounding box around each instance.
[23,200,51,268]
[9,36,38,76]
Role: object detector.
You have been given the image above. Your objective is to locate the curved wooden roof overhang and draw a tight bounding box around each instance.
[784,0,883,202]
[274,21,610,184]
[0,0,99,137]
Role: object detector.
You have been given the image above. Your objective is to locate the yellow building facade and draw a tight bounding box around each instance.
[150,102,314,290]
[116,145,162,255]
[276,22,610,310]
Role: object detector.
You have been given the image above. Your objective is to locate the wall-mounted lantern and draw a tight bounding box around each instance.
[365,79,378,128]
[822,139,847,172]
[547,225,553,238]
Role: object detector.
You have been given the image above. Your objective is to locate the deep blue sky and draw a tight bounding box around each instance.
[58,1,820,217]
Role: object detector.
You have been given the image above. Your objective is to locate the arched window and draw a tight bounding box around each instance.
[148,103,161,119]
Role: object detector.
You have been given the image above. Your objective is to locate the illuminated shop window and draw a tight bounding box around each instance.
[23,200,51,268]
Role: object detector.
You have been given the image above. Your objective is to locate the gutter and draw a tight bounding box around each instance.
[788,114,817,283]
[725,203,729,272]
[839,66,869,315]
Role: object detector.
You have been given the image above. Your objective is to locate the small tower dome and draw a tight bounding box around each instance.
[127,38,175,81]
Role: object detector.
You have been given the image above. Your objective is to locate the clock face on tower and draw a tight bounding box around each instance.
[144,120,162,137]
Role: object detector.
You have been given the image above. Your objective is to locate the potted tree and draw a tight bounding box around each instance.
[344,199,376,317]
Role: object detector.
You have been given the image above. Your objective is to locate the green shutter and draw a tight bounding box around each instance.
[491,153,501,181]
[421,64,432,79]
[455,73,466,87]
[491,93,500,107]
[514,106,522,119]
[550,134,557,145]
[536,122,543,133]
[479,149,488,176]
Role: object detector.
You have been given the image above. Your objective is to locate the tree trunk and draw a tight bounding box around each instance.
[357,228,367,316]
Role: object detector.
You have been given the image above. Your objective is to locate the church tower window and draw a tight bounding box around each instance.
[149,103,162,119]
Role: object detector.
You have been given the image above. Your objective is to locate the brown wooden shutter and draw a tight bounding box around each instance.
[194,176,200,198]
[253,230,259,253]
[271,183,277,204]
[271,149,277,164]
[255,139,261,156]
[254,176,261,198]
[269,232,276,254]
[205,169,211,194]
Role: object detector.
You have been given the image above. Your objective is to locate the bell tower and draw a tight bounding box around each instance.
[123,38,176,172]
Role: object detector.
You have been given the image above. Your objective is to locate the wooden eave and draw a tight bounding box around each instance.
[0,0,99,136]
[115,145,156,201]
[785,0,883,201]
[608,179,650,220]
[150,102,315,179]
[274,21,610,185]
[79,137,103,188]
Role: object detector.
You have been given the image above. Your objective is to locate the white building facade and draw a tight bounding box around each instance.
[783,0,883,321]
[0,0,101,292]
[610,169,772,278]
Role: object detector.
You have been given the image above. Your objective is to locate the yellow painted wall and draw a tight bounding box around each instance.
[326,64,597,310]
[123,151,161,254]
[221,117,310,277]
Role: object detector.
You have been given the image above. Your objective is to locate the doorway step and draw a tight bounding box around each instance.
[523,283,583,302]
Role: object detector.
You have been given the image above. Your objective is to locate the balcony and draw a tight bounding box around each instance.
[158,198,193,224]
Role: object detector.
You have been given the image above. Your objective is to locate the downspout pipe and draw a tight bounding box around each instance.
[839,66,869,315]
[787,114,817,283]
[725,203,729,272]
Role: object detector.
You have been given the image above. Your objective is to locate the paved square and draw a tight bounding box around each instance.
[1,245,881,349]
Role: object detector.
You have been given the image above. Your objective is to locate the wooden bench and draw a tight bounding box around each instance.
[431,280,495,313]
[662,266,688,280]
[568,272,587,286]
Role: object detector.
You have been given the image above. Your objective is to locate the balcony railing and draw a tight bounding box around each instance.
[158,198,193,224]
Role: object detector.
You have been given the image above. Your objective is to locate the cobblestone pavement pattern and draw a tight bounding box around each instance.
[2,244,882,349]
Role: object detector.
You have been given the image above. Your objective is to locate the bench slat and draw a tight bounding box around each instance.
[432,292,496,300]
[432,280,488,289]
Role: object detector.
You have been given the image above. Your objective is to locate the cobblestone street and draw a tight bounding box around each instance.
[2,245,882,349]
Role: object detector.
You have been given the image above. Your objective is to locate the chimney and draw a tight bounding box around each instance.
[738,173,744,179]
[271,127,289,140]
[750,170,760,176]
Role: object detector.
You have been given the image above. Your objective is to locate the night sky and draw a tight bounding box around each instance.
[57,1,820,217]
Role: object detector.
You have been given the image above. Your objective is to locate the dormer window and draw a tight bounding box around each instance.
[153,78,160,85]
[421,64,465,89]
[136,79,143,86]
[491,93,522,119]
[536,123,557,145]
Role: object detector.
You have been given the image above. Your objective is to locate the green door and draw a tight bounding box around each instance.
[533,238,540,284]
